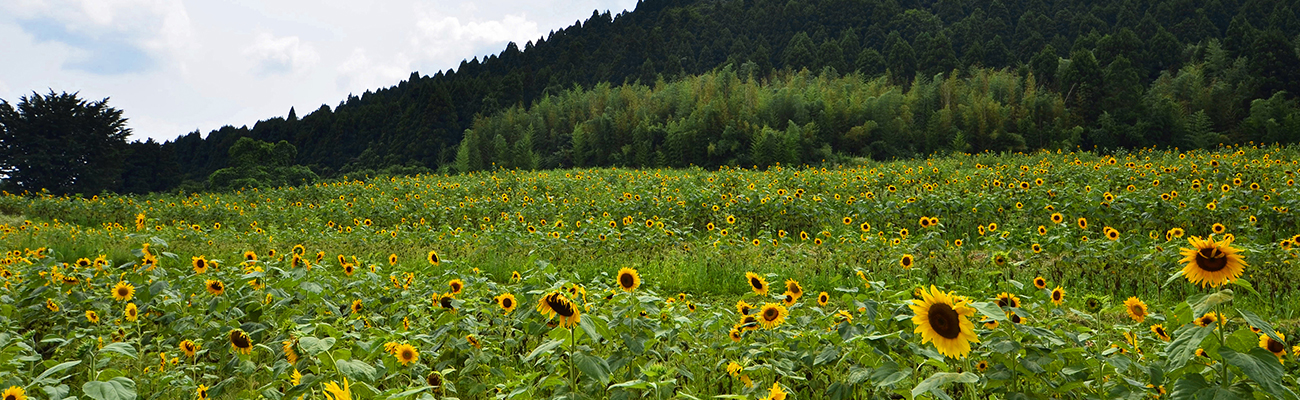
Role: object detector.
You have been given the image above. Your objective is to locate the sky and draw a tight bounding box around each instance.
[0,0,640,142]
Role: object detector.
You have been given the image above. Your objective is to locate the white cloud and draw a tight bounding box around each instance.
[412,9,542,72]
[243,32,320,75]
[336,48,412,93]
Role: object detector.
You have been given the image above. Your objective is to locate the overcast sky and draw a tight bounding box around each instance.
[0,0,639,142]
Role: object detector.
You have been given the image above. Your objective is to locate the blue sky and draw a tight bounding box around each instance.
[0,0,639,142]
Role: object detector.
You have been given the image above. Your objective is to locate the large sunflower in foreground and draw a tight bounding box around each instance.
[3,386,26,400]
[229,329,253,355]
[323,378,351,400]
[1178,236,1247,288]
[1124,297,1148,323]
[537,291,581,328]
[393,343,419,366]
[909,285,979,359]
[744,272,769,295]
[617,267,640,292]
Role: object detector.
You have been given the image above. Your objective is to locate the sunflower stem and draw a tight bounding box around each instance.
[569,326,577,397]
[1216,303,1229,389]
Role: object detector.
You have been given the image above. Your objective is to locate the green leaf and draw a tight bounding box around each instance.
[872,361,909,387]
[82,377,137,400]
[1219,348,1299,400]
[99,343,137,359]
[1191,289,1232,315]
[1236,308,1286,345]
[574,352,611,385]
[969,301,1007,321]
[814,345,840,366]
[608,379,650,390]
[578,316,603,343]
[1166,324,1215,370]
[33,360,82,385]
[911,372,978,398]
[1162,270,1185,288]
[524,339,565,362]
[335,359,379,383]
[298,337,335,356]
[385,386,431,399]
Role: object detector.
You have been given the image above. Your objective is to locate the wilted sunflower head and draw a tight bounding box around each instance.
[1083,294,1104,313]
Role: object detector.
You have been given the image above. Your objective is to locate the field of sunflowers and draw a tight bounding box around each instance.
[1,145,1299,400]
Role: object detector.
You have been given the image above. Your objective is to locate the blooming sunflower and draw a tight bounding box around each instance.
[283,339,298,363]
[350,300,363,314]
[323,378,351,400]
[781,292,797,307]
[85,310,99,324]
[1151,324,1171,341]
[112,281,135,302]
[994,292,1021,309]
[976,360,989,372]
[394,343,419,366]
[180,339,199,358]
[496,293,517,313]
[229,329,253,355]
[3,386,26,400]
[817,292,829,307]
[192,256,209,274]
[388,254,397,265]
[447,279,464,296]
[736,300,754,315]
[1124,297,1148,323]
[757,303,788,329]
[537,291,581,328]
[745,272,769,295]
[125,303,138,322]
[45,299,59,312]
[763,382,788,400]
[243,251,257,261]
[1050,286,1065,306]
[900,254,914,268]
[617,267,640,292]
[1260,331,1287,361]
[206,280,225,296]
[1033,276,1047,289]
[427,250,440,266]
[195,384,208,400]
[1077,217,1088,230]
[1178,236,1247,288]
[511,270,522,282]
[784,279,803,301]
[1194,312,1220,328]
[909,285,979,359]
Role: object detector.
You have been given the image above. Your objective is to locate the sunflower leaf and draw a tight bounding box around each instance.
[1162,270,1185,288]
[298,336,335,356]
[910,371,978,398]
[1228,278,1260,297]
[1190,289,1233,315]
[1165,324,1215,370]
[99,342,137,360]
[82,377,137,400]
[1236,308,1285,345]
[524,339,565,362]
[1219,348,1299,400]
[33,360,82,385]
[574,351,611,385]
[970,302,1007,321]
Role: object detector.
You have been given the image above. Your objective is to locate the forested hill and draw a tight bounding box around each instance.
[148,0,1300,190]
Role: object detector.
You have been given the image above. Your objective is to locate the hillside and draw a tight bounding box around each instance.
[127,0,1300,190]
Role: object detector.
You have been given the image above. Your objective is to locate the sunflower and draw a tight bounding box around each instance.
[283,339,298,363]
[784,279,803,300]
[1008,312,1024,324]
[323,378,351,400]
[192,256,209,274]
[350,299,363,314]
[1151,324,1171,341]
[427,250,440,266]
[467,335,482,349]
[756,303,788,329]
[1031,243,1042,253]
[1050,286,1065,306]
[45,299,59,312]
[537,291,581,328]
[342,263,355,276]
[1105,227,1119,240]
[426,371,443,391]
[781,292,797,307]
[125,303,138,322]
[1259,331,1287,360]
[435,293,455,310]
[243,251,257,261]
[982,316,998,330]
[817,292,829,307]
[206,280,225,296]
[394,343,419,365]
[617,267,640,292]
[496,293,517,313]
[1194,312,1220,328]
[1178,236,1247,288]
[85,310,99,324]
[737,315,760,331]
[764,382,788,400]
[900,254,914,268]
[196,384,208,400]
[909,285,979,359]
[511,270,522,282]
[1124,297,1148,323]
[112,281,135,302]
[387,254,397,265]
[229,329,252,355]
[745,272,769,295]
[1077,217,1087,229]
[2,386,26,400]
[447,279,464,296]
[1083,295,1104,313]
[736,300,754,315]
[994,292,1021,309]
[976,360,989,372]
[180,339,199,358]
[1051,213,1064,224]
[1033,277,1047,289]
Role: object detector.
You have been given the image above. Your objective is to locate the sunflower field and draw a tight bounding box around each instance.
[1,145,1299,400]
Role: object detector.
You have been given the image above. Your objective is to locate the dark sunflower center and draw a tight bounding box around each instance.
[903,258,912,267]
[1010,314,1022,323]
[1267,339,1284,353]
[196,259,205,269]
[451,283,462,292]
[7,394,16,400]
[620,273,635,288]
[927,303,962,339]
[231,332,251,348]
[750,277,763,290]
[1156,327,1167,337]
[1200,317,1213,326]
[548,296,575,317]
[763,307,779,322]
[428,373,442,387]
[440,296,454,308]
[402,349,415,359]
[211,282,223,291]
[502,298,513,308]
[820,294,828,302]
[1053,291,1062,301]
[790,285,801,296]
[1195,248,1228,272]
[997,298,1009,307]
[117,288,129,297]
[1131,306,1145,316]
[741,306,752,314]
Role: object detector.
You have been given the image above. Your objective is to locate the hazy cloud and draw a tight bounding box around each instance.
[244,33,320,76]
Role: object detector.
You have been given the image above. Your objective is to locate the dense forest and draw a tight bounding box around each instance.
[15,0,1300,192]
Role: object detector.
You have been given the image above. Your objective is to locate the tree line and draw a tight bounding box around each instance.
[5,0,1300,193]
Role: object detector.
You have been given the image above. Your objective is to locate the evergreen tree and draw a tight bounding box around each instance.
[0,91,130,195]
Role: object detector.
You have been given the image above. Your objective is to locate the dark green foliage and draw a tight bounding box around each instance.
[208,137,317,191]
[0,91,130,195]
